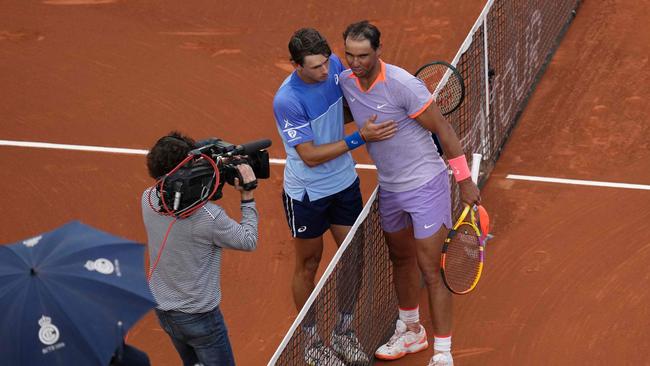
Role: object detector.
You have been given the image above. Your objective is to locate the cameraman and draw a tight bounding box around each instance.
[140,131,258,366]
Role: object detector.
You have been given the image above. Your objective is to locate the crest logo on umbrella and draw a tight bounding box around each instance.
[84,258,118,275]
[38,316,60,346]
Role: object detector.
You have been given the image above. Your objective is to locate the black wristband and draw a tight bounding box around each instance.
[241,198,255,204]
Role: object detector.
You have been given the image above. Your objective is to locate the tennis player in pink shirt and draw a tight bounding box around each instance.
[339,20,481,366]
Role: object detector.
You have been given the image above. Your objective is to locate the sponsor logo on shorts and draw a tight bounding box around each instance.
[297,226,307,233]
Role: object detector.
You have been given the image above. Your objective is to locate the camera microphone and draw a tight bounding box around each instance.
[232,139,272,156]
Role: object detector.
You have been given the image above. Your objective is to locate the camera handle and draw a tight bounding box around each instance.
[234,169,257,191]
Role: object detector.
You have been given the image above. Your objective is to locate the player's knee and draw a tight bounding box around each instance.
[389,250,417,266]
[296,255,321,277]
[420,269,442,286]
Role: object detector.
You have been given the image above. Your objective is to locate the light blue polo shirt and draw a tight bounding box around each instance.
[273,54,357,201]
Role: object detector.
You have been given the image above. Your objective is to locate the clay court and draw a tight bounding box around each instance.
[2,0,649,365]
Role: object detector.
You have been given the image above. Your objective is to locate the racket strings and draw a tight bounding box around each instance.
[436,79,463,113]
[417,64,463,115]
[444,225,481,291]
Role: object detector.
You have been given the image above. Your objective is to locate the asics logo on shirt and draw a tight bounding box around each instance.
[334,74,339,85]
[377,103,388,109]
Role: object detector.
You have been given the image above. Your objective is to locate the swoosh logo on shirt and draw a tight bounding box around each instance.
[424,223,436,229]
[377,103,388,109]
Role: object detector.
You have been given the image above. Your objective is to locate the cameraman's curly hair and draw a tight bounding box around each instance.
[146,131,196,179]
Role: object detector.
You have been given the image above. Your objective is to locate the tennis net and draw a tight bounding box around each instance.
[269,0,581,364]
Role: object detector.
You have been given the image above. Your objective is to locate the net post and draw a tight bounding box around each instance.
[471,153,482,184]
[482,7,491,156]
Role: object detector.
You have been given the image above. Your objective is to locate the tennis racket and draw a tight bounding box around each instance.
[414,60,465,116]
[415,61,465,156]
[440,154,490,295]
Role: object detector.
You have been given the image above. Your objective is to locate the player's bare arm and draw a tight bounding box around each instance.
[415,102,481,206]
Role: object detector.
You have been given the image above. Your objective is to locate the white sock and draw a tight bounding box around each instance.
[336,312,353,334]
[433,335,452,352]
[398,306,420,325]
[302,325,321,346]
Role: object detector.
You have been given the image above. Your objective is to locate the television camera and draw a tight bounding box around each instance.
[157,138,271,215]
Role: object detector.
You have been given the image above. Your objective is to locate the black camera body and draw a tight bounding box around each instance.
[157,138,271,215]
[204,139,271,190]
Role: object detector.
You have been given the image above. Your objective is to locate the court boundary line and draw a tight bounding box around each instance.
[0,139,378,170]
[507,174,650,191]
[4,140,649,189]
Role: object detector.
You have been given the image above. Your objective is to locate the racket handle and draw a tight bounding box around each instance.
[471,153,482,184]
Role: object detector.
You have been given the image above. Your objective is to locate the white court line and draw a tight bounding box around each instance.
[0,139,149,155]
[507,174,650,191]
[0,139,377,170]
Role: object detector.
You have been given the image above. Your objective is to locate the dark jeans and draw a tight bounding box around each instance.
[155,307,235,366]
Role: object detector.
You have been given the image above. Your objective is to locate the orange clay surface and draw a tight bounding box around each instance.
[1,1,649,365]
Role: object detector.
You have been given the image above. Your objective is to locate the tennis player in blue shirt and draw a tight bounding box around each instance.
[273,27,396,365]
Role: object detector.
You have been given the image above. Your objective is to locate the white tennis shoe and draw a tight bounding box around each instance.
[374,319,428,360]
[330,330,370,364]
[304,341,346,366]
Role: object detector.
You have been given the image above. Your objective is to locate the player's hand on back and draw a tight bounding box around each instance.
[360,114,397,142]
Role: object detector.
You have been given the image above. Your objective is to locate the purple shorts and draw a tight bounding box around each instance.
[378,170,452,239]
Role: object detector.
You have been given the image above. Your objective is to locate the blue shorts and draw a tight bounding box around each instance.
[378,170,452,239]
[282,177,363,239]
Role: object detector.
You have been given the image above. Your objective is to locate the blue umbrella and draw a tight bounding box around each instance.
[0,221,156,366]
